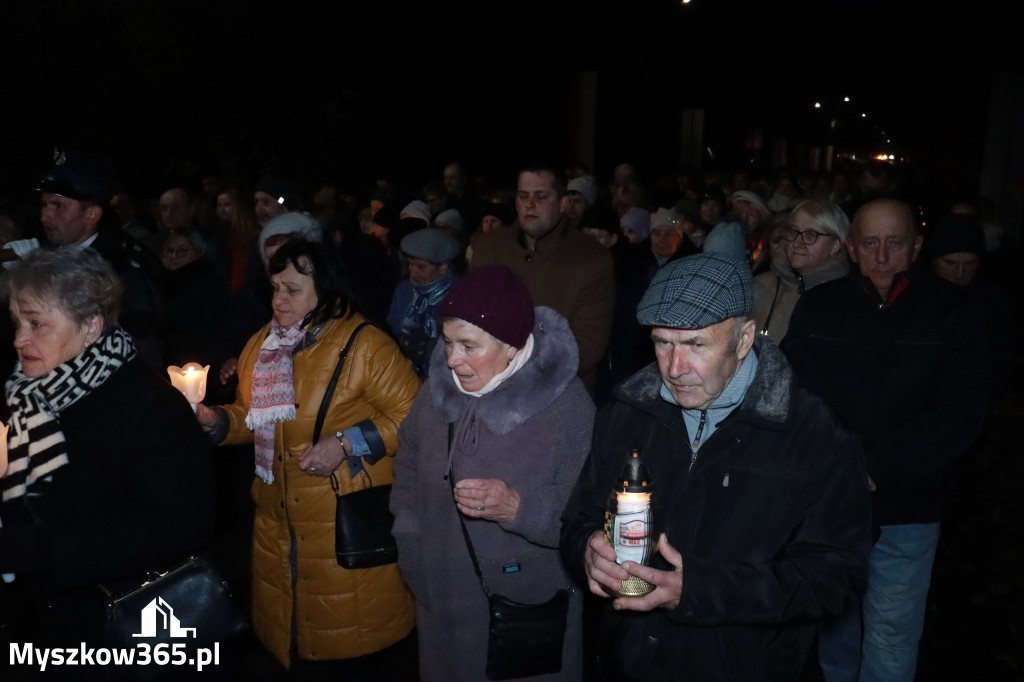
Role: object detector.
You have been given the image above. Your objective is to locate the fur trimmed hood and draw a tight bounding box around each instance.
[427,306,580,434]
[615,335,793,427]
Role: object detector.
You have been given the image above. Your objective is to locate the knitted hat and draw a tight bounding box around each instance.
[928,213,985,257]
[650,206,684,234]
[440,264,534,348]
[637,253,753,328]
[254,176,301,211]
[567,175,598,206]
[259,212,323,247]
[400,228,461,264]
[620,207,651,240]
[435,208,465,235]
[400,200,432,224]
[731,191,769,218]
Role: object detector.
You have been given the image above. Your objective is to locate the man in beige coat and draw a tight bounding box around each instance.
[469,165,615,395]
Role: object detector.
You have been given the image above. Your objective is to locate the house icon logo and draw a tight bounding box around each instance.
[132,597,197,638]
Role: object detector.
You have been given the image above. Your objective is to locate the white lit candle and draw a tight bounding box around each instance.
[608,449,655,597]
[167,363,210,410]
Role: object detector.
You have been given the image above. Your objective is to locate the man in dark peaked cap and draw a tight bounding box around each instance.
[33,149,165,370]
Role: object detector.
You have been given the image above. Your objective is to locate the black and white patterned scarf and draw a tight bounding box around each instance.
[2,329,135,501]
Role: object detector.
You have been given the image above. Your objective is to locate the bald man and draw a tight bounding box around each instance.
[782,198,992,682]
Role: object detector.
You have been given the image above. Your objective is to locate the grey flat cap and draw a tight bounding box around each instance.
[400,228,461,263]
[637,253,752,329]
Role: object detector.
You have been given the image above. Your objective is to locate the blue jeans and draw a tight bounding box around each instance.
[819,523,941,682]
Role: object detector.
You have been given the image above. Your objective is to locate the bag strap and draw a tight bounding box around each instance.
[313,321,371,443]
[312,321,371,497]
[447,421,491,596]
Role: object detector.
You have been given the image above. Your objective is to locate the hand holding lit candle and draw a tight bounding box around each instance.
[167,363,211,411]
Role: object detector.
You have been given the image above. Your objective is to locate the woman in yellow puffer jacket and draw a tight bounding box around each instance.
[197,238,419,671]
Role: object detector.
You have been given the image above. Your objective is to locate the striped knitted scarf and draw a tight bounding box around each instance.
[245,320,306,485]
[2,329,135,501]
[401,271,457,341]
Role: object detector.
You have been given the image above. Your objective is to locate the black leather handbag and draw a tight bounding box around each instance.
[101,556,247,649]
[315,322,398,570]
[330,477,398,569]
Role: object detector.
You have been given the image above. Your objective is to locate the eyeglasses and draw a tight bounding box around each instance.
[162,247,195,258]
[783,226,833,245]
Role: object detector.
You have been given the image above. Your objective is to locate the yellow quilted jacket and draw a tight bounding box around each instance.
[220,313,419,666]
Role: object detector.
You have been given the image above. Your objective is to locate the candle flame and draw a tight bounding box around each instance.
[167,363,210,405]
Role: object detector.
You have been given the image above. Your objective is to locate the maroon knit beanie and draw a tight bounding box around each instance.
[440,264,535,348]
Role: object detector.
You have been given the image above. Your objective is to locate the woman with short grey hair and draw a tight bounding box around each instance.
[752,199,850,340]
[0,247,213,651]
[5,246,122,335]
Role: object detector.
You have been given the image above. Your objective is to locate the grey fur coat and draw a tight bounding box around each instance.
[391,306,594,681]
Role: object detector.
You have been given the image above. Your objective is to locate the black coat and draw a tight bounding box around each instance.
[90,229,166,372]
[161,256,229,368]
[0,358,215,644]
[561,339,871,682]
[781,270,991,525]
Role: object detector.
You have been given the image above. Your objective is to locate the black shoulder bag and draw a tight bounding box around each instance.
[447,423,569,680]
[314,321,399,569]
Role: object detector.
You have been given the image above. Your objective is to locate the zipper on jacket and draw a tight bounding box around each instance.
[794,270,807,294]
[689,410,707,469]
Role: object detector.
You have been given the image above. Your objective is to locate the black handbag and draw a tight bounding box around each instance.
[330,476,397,569]
[447,423,569,680]
[314,322,398,570]
[485,589,569,680]
[101,556,247,649]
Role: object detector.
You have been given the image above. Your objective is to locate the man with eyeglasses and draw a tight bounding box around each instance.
[782,198,992,682]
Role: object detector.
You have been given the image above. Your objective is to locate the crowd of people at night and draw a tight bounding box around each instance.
[0,148,1018,681]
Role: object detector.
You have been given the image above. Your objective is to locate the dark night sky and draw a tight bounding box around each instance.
[1,0,1020,201]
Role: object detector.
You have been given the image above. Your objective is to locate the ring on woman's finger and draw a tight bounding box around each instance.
[477,505,485,511]
[309,467,318,473]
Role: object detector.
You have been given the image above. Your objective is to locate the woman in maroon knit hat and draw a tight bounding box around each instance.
[391,264,594,681]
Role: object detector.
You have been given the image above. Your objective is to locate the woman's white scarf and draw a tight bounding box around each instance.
[453,333,535,398]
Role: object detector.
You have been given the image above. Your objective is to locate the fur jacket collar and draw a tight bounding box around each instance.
[427,306,580,434]
[615,336,794,429]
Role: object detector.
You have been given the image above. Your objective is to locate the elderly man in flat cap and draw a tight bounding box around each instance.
[561,253,872,682]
